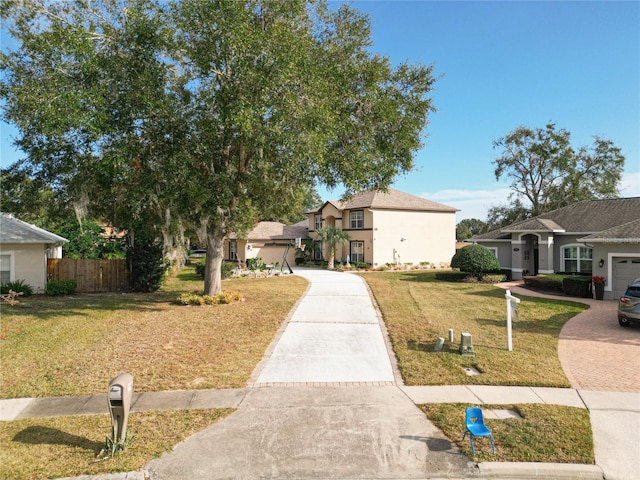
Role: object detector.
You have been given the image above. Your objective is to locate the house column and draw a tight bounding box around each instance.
[511,237,524,280]
[538,234,554,274]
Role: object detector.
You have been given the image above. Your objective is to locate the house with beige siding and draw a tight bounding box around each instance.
[0,213,68,293]
[224,221,309,268]
[307,189,458,267]
[472,197,640,299]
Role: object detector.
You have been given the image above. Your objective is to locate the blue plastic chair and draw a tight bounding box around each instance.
[462,407,495,455]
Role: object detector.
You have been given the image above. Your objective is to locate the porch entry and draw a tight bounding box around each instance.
[521,234,539,276]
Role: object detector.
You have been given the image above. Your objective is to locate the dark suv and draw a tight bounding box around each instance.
[618,279,640,327]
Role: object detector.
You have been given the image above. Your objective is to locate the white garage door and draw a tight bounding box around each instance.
[613,257,640,298]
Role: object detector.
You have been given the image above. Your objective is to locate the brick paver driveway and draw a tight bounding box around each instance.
[500,283,640,392]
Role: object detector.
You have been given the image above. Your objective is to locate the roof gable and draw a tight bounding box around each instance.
[330,188,458,213]
[0,213,68,244]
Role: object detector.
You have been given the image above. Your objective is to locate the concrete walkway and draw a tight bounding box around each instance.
[2,270,638,479]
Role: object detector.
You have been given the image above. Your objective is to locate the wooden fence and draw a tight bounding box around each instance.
[47,258,128,293]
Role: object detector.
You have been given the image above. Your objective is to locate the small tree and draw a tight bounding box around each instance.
[451,244,500,280]
[315,227,349,270]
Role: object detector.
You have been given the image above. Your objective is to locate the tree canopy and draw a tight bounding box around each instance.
[489,123,625,228]
[1,0,436,295]
[455,218,488,241]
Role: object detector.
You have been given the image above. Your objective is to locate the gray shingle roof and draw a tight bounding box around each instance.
[0,213,68,244]
[474,197,640,241]
[579,218,640,243]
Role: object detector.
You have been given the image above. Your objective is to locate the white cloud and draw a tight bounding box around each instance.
[420,187,512,222]
[620,171,640,197]
[423,170,640,224]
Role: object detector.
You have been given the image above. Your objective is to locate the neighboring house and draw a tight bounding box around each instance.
[307,189,458,267]
[224,221,309,268]
[471,198,640,299]
[0,213,68,293]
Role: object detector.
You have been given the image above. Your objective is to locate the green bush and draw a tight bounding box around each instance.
[195,259,206,277]
[479,273,507,283]
[246,257,266,271]
[0,280,34,296]
[450,244,501,279]
[126,233,169,292]
[435,271,470,282]
[524,276,563,292]
[46,279,77,296]
[562,276,592,298]
[195,260,235,279]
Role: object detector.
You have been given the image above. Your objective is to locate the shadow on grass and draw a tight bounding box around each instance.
[13,426,102,453]
[1,291,179,320]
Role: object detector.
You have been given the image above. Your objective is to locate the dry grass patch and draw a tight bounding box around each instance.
[0,408,233,479]
[0,267,307,398]
[420,403,594,464]
[360,271,587,386]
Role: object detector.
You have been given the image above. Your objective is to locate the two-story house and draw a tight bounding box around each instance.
[307,189,458,267]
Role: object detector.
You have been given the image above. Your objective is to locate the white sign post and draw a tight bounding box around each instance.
[505,289,520,352]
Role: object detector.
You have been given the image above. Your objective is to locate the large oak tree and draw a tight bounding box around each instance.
[1,0,436,295]
[489,123,625,228]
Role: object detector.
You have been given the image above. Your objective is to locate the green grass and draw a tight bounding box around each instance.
[0,409,233,480]
[359,271,588,386]
[0,266,308,398]
[420,403,594,464]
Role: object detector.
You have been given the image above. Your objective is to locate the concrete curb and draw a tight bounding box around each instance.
[476,462,604,479]
[56,472,148,480]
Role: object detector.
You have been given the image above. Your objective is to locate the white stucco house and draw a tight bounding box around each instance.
[0,213,68,293]
[306,189,458,267]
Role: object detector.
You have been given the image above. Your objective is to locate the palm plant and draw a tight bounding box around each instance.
[315,227,350,269]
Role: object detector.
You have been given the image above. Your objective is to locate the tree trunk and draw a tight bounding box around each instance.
[328,249,335,270]
[204,233,224,296]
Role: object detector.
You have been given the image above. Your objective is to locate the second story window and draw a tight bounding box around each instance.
[314,214,322,230]
[350,210,364,229]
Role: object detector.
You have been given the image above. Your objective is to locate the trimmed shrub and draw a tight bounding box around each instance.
[435,271,470,282]
[46,279,77,296]
[523,276,563,293]
[177,290,244,305]
[562,276,592,298]
[479,273,507,283]
[450,244,501,279]
[0,280,33,297]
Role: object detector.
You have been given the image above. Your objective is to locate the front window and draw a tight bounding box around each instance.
[313,241,322,261]
[229,240,238,260]
[314,214,322,231]
[563,246,592,273]
[350,241,364,263]
[0,254,12,283]
[350,210,364,229]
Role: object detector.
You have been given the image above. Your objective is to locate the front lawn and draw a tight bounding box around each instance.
[420,403,594,464]
[0,266,308,398]
[0,408,233,480]
[360,271,588,387]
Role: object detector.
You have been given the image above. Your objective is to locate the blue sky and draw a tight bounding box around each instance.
[2,1,639,221]
[320,0,640,220]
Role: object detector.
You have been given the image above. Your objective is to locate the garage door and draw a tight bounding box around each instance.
[613,257,640,298]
